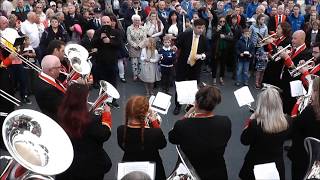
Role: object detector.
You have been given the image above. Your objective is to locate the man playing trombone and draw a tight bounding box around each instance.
[279,30,312,114]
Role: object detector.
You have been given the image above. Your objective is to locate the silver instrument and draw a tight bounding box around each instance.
[257,33,277,47]
[0,89,20,107]
[89,80,120,114]
[0,109,74,179]
[0,34,41,73]
[271,44,292,61]
[304,137,320,180]
[167,146,200,180]
[298,75,316,114]
[289,57,315,78]
[63,44,92,86]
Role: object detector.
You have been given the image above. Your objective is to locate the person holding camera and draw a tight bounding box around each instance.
[92,15,121,108]
[235,28,255,86]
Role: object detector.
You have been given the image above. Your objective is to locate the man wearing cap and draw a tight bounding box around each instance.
[49,1,57,12]
[89,8,102,30]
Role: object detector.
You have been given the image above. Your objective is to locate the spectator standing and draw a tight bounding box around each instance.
[288,4,305,32]
[246,0,259,18]
[13,0,31,21]
[127,14,147,81]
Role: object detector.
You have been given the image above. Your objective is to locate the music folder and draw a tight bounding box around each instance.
[175,80,198,105]
[234,86,254,107]
[290,80,307,97]
[149,92,171,115]
[254,162,280,180]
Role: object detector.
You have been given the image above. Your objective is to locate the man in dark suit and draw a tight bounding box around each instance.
[64,4,84,38]
[279,30,312,114]
[34,55,65,121]
[268,5,288,33]
[92,16,121,108]
[173,19,207,115]
[88,8,102,30]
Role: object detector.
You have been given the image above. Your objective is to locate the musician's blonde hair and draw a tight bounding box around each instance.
[255,88,288,133]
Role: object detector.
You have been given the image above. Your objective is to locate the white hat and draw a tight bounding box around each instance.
[50,1,56,6]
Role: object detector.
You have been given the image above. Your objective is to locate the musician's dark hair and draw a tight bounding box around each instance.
[193,18,206,27]
[47,40,65,55]
[58,83,91,139]
[195,86,221,112]
[123,96,149,149]
[279,22,292,37]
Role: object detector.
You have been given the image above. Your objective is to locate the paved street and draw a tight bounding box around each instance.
[0,70,293,180]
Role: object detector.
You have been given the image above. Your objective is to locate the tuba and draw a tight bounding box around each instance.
[167,146,200,180]
[0,109,74,180]
[88,80,120,114]
[304,137,320,180]
[63,44,92,86]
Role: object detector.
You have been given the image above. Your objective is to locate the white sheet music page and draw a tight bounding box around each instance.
[290,80,306,97]
[175,80,198,104]
[234,86,254,107]
[117,162,155,180]
[254,162,280,180]
[149,92,171,114]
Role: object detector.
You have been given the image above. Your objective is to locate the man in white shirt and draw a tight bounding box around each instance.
[20,12,40,61]
[1,0,14,16]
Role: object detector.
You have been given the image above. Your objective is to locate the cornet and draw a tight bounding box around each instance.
[257,33,277,47]
[289,57,315,78]
[88,80,120,114]
[271,44,292,61]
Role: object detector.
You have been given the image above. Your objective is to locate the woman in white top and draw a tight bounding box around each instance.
[139,37,161,96]
[165,11,183,41]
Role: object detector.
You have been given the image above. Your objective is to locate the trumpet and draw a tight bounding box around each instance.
[145,109,162,127]
[0,35,42,73]
[289,57,315,78]
[257,33,277,46]
[271,44,292,61]
[0,88,20,107]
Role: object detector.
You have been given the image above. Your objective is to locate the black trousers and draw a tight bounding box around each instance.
[97,63,117,87]
[160,66,173,91]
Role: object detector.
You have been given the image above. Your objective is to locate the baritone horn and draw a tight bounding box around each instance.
[88,80,120,114]
[63,44,92,86]
[271,44,292,61]
[289,57,315,78]
[304,137,320,180]
[0,109,74,179]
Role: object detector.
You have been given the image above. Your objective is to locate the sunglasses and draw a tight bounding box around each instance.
[220,20,225,22]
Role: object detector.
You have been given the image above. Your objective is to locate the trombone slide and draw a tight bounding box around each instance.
[0,89,20,106]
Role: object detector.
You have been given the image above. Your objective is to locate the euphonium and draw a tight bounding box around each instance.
[304,137,320,180]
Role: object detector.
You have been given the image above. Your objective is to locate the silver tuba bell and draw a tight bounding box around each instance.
[167,146,200,180]
[0,109,74,179]
[304,137,320,180]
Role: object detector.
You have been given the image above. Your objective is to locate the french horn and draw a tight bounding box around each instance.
[304,137,320,180]
[167,146,200,180]
[0,109,74,179]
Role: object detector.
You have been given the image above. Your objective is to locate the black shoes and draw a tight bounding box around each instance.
[173,106,181,115]
[120,78,126,83]
[22,96,32,105]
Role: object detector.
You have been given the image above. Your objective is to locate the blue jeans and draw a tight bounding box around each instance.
[236,60,250,83]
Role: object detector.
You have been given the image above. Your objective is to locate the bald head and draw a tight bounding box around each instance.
[101,16,111,26]
[292,30,305,48]
[27,12,37,23]
[41,55,61,79]
[0,16,8,30]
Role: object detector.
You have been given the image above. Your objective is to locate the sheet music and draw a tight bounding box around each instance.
[117,162,155,180]
[175,80,198,105]
[254,162,280,180]
[290,80,306,97]
[234,86,254,107]
[149,92,171,114]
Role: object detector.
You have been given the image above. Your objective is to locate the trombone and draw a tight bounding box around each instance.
[271,44,292,61]
[0,89,20,106]
[0,35,42,73]
[289,57,315,78]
